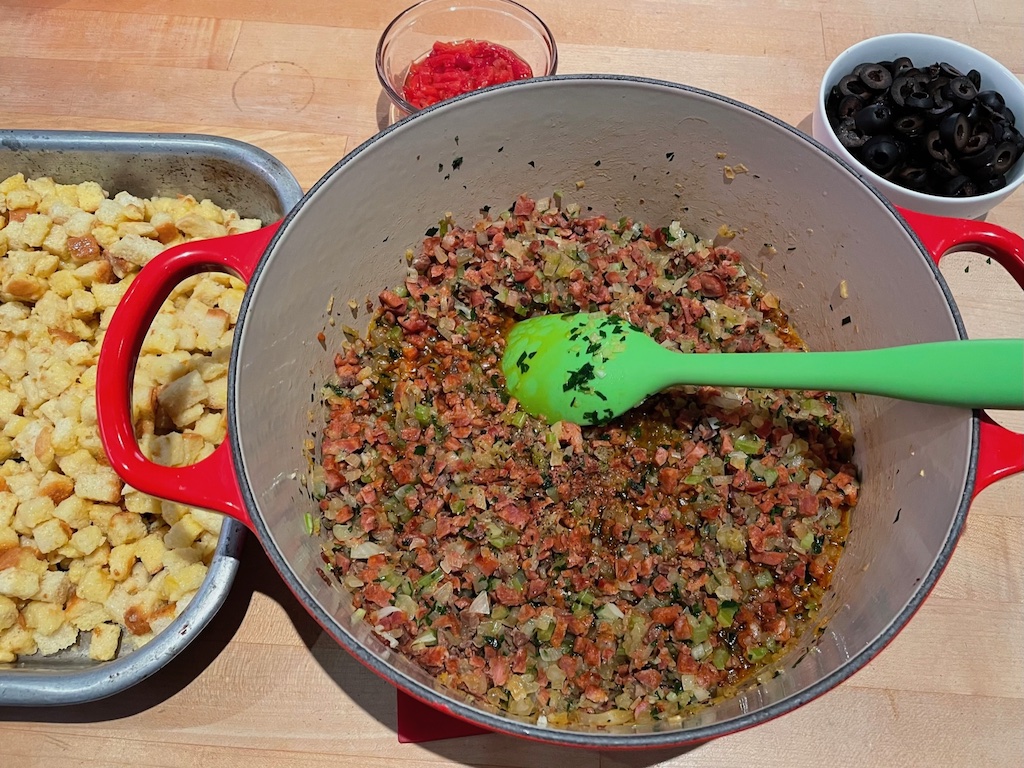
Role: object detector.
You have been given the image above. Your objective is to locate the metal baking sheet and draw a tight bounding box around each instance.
[0,130,304,705]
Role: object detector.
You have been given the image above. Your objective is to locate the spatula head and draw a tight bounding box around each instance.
[501,312,659,425]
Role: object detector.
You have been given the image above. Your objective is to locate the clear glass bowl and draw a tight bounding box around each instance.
[376,0,557,121]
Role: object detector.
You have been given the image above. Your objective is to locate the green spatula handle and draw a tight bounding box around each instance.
[647,339,1024,409]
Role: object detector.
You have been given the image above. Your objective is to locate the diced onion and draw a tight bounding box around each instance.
[350,542,387,559]
[467,591,491,615]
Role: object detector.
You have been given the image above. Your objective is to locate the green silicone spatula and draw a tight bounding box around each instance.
[500,312,1024,426]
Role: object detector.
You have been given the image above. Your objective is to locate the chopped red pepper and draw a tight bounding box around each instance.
[402,39,533,109]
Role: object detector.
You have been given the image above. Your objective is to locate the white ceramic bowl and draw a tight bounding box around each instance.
[813,33,1024,219]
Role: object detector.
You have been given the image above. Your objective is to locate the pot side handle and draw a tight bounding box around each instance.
[897,207,1024,498]
[95,223,281,530]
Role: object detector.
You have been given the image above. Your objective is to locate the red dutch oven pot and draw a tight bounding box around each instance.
[96,76,1024,748]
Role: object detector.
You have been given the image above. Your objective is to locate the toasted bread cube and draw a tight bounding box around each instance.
[163,561,207,602]
[19,213,52,247]
[39,472,75,505]
[33,518,70,554]
[66,595,110,631]
[192,412,226,445]
[35,622,78,655]
[0,492,16,527]
[71,258,113,288]
[94,199,128,226]
[149,432,184,467]
[6,187,41,211]
[157,370,208,425]
[42,223,70,259]
[141,324,178,355]
[160,500,185,527]
[63,210,97,238]
[187,508,223,536]
[0,567,40,599]
[57,448,99,479]
[47,268,83,298]
[75,467,122,503]
[77,567,114,603]
[22,601,65,635]
[117,221,158,239]
[175,211,227,240]
[0,595,17,631]
[123,492,162,517]
[15,496,55,532]
[162,546,201,572]
[205,374,229,411]
[34,570,72,604]
[88,622,121,661]
[108,543,137,581]
[0,526,17,551]
[54,496,91,531]
[69,524,105,556]
[75,181,106,212]
[196,307,230,352]
[163,515,204,550]
[107,511,147,546]
[88,503,118,530]
[0,624,37,657]
[0,173,27,193]
[82,541,110,568]
[107,234,164,269]
[2,273,47,303]
[49,417,77,455]
[135,532,167,575]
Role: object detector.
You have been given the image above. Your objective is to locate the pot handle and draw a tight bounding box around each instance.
[95,223,282,530]
[897,207,1024,498]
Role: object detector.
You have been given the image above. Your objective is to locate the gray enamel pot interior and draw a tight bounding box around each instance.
[229,76,973,747]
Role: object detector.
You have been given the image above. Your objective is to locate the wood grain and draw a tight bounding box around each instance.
[0,1,1022,766]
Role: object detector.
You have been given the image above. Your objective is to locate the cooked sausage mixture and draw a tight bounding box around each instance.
[314,195,859,727]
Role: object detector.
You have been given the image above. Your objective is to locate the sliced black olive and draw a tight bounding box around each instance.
[928,92,956,120]
[905,90,933,110]
[999,106,1016,126]
[892,57,914,76]
[924,63,942,80]
[877,60,895,74]
[893,113,926,137]
[859,134,902,173]
[836,117,868,149]
[939,62,965,78]
[896,165,929,188]
[958,145,997,171]
[990,141,1021,174]
[925,130,949,161]
[947,76,978,107]
[854,103,892,133]
[930,158,961,180]
[941,175,977,197]
[890,75,913,107]
[962,129,992,155]
[838,74,870,99]
[837,95,866,119]
[1006,127,1024,153]
[939,112,971,152]
[978,174,1007,193]
[977,90,1005,113]
[858,62,893,91]
[967,69,982,90]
